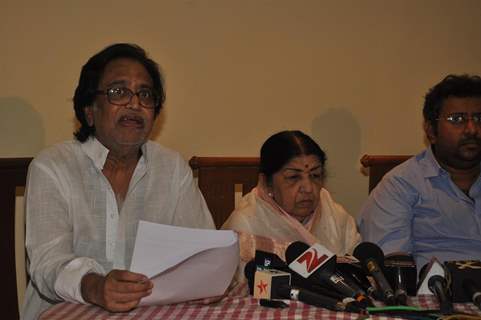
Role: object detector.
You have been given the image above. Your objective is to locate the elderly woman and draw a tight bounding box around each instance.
[222,130,360,270]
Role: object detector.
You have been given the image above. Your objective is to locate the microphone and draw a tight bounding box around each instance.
[245,259,257,295]
[244,261,359,312]
[417,257,446,295]
[391,265,408,305]
[286,241,371,308]
[428,275,454,314]
[462,279,481,311]
[275,285,359,312]
[445,260,481,302]
[352,242,395,305]
[254,250,354,301]
[336,261,380,300]
[255,250,290,272]
[384,253,417,305]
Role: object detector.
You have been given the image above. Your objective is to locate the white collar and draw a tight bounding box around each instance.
[80,137,148,170]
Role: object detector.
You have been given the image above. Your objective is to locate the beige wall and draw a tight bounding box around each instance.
[2,0,481,216]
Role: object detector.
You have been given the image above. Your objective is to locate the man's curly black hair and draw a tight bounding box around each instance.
[73,43,165,142]
[423,74,481,134]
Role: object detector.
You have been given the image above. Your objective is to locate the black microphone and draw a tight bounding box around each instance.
[352,242,395,305]
[417,258,446,296]
[384,253,417,305]
[391,264,408,305]
[254,250,354,302]
[285,241,371,308]
[245,259,257,295]
[244,261,359,312]
[255,250,290,272]
[428,275,454,314]
[336,261,380,300]
[276,285,359,312]
[462,279,481,311]
[445,260,481,302]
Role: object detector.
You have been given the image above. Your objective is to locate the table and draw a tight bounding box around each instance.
[40,285,481,320]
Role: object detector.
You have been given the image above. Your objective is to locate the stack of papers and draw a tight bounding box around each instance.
[130,221,239,305]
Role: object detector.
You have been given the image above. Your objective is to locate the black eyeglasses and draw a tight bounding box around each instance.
[95,86,159,109]
[436,112,481,126]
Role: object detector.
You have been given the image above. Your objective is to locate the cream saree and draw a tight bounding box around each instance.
[222,184,361,282]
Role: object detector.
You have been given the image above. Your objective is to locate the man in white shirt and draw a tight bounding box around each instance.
[23,43,215,319]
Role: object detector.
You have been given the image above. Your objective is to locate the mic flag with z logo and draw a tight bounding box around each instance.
[288,243,335,278]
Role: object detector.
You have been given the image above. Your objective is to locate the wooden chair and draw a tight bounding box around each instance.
[0,157,33,320]
[0,155,260,317]
[0,155,257,318]
[360,154,412,193]
[189,157,260,229]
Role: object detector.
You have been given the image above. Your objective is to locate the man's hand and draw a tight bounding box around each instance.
[81,270,153,312]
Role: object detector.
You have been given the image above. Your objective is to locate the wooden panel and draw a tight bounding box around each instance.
[0,157,32,320]
[189,157,259,229]
[360,154,411,193]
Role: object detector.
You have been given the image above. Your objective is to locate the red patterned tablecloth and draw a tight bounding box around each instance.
[40,286,481,320]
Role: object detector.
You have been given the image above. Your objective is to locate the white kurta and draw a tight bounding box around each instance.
[23,138,214,319]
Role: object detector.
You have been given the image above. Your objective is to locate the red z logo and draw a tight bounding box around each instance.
[296,249,328,273]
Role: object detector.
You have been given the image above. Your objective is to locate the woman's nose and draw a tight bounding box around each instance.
[300,177,313,193]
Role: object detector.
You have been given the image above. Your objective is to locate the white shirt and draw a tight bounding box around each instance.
[23,138,214,319]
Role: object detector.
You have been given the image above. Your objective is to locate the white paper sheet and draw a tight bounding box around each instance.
[130,221,239,305]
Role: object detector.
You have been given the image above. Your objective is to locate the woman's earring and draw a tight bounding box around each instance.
[268,192,273,197]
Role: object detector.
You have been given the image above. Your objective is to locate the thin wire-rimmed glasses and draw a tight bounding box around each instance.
[95,86,159,109]
[436,113,481,127]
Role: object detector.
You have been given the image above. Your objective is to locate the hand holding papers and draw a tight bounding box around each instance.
[130,221,239,306]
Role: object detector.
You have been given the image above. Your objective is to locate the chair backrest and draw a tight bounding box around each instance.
[360,154,412,193]
[0,157,32,320]
[189,157,260,229]
[0,155,257,317]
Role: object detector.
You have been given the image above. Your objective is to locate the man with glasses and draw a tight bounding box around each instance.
[23,43,215,319]
[358,74,481,270]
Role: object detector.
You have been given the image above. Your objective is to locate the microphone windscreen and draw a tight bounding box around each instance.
[353,242,385,267]
[285,241,310,264]
[255,250,289,271]
[428,275,447,290]
[427,274,454,314]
